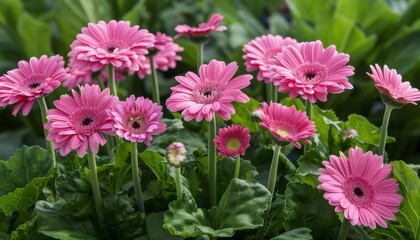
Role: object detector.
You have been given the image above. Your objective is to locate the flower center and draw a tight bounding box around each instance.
[276,128,289,137]
[107,46,116,53]
[294,62,328,84]
[343,177,375,208]
[127,116,147,133]
[28,82,41,89]
[227,138,241,151]
[82,117,93,126]
[192,82,224,104]
[69,107,107,136]
[353,187,364,197]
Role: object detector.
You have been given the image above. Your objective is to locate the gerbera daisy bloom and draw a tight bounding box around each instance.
[166,60,252,122]
[0,55,69,116]
[69,20,155,72]
[214,125,250,158]
[175,13,227,39]
[268,40,354,103]
[63,59,94,89]
[367,64,420,107]
[167,142,187,167]
[45,84,117,157]
[108,95,166,144]
[243,34,299,82]
[318,147,402,229]
[259,102,316,148]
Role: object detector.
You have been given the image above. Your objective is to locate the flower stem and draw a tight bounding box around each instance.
[196,42,204,73]
[87,148,105,224]
[131,141,145,213]
[233,155,241,178]
[271,84,278,102]
[108,64,117,97]
[337,218,350,240]
[208,116,217,206]
[149,56,160,105]
[304,100,313,152]
[175,167,183,199]
[37,97,56,168]
[257,144,282,240]
[378,104,393,161]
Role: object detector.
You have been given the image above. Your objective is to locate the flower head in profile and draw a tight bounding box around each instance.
[69,20,155,72]
[45,84,117,157]
[367,64,420,108]
[318,147,402,229]
[259,102,316,148]
[269,40,354,103]
[243,34,299,83]
[175,13,226,39]
[214,125,250,158]
[0,55,69,116]
[167,142,186,167]
[166,60,252,122]
[63,58,94,89]
[109,95,166,144]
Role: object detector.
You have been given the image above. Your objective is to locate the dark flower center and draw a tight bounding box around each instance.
[107,47,116,53]
[82,117,93,126]
[305,72,316,80]
[203,89,213,97]
[131,121,141,129]
[28,82,41,89]
[353,187,364,197]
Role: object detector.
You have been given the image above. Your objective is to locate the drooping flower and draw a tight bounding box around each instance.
[367,64,420,107]
[166,60,252,122]
[109,95,166,144]
[0,55,69,116]
[214,125,250,158]
[318,147,402,229]
[167,142,187,167]
[175,13,227,39]
[45,84,117,157]
[259,102,316,148]
[269,40,354,103]
[69,20,155,72]
[243,34,299,83]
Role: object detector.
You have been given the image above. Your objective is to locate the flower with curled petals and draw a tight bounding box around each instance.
[214,125,250,158]
[175,13,226,40]
[318,147,402,229]
[167,142,187,167]
[166,60,252,122]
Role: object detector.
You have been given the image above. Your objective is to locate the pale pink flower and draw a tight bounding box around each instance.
[166,60,252,122]
[63,59,94,89]
[243,34,299,83]
[167,142,187,167]
[69,20,154,72]
[0,55,69,116]
[137,32,184,79]
[108,95,166,144]
[318,147,402,229]
[367,64,420,106]
[269,41,354,103]
[259,102,316,148]
[175,13,227,39]
[45,84,117,157]
[214,125,250,158]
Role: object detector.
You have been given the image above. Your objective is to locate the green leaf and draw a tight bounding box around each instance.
[346,114,395,147]
[268,13,290,36]
[231,97,261,133]
[41,230,96,240]
[17,13,52,56]
[296,150,324,188]
[270,227,312,240]
[286,0,335,26]
[148,118,184,155]
[146,212,182,240]
[266,196,286,236]
[10,216,50,240]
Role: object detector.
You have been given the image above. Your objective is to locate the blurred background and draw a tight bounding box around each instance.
[0,0,419,163]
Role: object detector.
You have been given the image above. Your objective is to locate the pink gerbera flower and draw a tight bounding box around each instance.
[45,84,117,157]
[167,142,187,167]
[63,58,94,89]
[166,60,252,122]
[69,20,155,72]
[0,55,69,116]
[269,40,354,103]
[259,102,316,148]
[214,125,250,158]
[318,147,402,229]
[243,34,299,82]
[175,13,227,39]
[108,95,166,144]
[367,64,420,107]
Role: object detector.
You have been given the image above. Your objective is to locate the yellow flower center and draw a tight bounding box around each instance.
[227,138,241,151]
[276,128,289,137]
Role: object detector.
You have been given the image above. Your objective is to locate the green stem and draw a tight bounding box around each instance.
[37,97,56,168]
[208,116,217,206]
[378,104,393,161]
[337,218,350,240]
[108,64,117,96]
[149,56,160,105]
[131,142,145,213]
[175,167,183,199]
[87,149,105,224]
[233,155,241,179]
[257,144,282,240]
[196,42,204,73]
[304,100,313,152]
[271,84,278,102]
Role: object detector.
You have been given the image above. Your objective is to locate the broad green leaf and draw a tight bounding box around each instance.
[270,227,312,240]
[266,196,286,236]
[10,216,49,240]
[296,150,324,188]
[286,0,335,26]
[231,97,261,133]
[0,0,23,27]
[146,212,182,240]
[148,119,184,155]
[41,230,96,240]
[17,13,52,56]
[346,114,395,147]
[312,105,341,155]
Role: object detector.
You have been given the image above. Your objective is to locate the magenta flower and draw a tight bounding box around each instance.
[45,84,117,157]
[167,142,187,167]
[214,125,250,158]
[69,20,155,72]
[269,41,354,103]
[166,60,252,122]
[0,55,69,116]
[259,102,316,148]
[109,95,166,144]
[175,13,227,39]
[243,34,299,83]
[318,147,402,229]
[367,64,420,106]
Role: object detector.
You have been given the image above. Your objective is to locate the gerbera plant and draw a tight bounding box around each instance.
[166,142,187,199]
